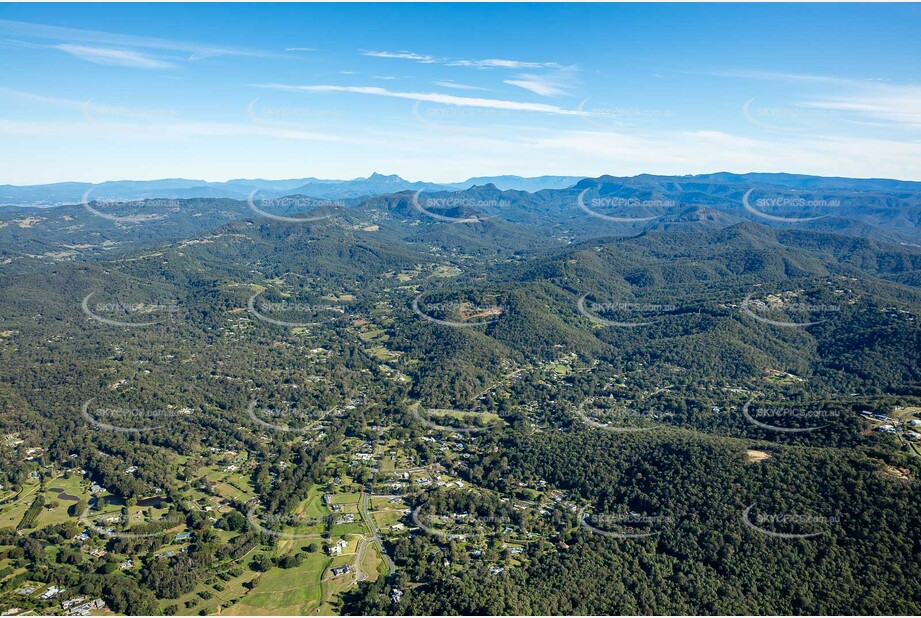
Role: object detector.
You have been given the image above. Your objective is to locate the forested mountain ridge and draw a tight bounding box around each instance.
[1,174,920,616]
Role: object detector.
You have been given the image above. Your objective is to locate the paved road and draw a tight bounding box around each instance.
[360,490,396,573]
[360,439,396,574]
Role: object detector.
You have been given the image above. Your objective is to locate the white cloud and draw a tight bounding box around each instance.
[55,44,174,69]
[0,87,174,120]
[504,74,570,97]
[715,68,921,130]
[286,47,315,52]
[0,18,272,61]
[257,83,588,116]
[360,48,563,70]
[434,81,487,91]
[800,85,921,129]
[360,50,438,63]
[448,58,562,70]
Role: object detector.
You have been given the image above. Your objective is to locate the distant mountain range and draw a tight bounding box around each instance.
[0,173,588,206]
[3,170,920,275]
[5,171,921,208]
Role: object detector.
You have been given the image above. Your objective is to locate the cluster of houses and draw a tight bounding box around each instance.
[10,584,103,614]
[61,597,105,616]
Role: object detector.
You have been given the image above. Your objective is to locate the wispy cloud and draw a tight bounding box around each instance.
[0,18,273,62]
[715,68,921,130]
[504,73,571,97]
[449,58,562,70]
[0,87,174,119]
[56,44,174,69]
[434,81,487,91]
[285,47,315,52]
[800,87,921,129]
[708,69,856,87]
[257,83,587,116]
[360,50,438,63]
[361,48,563,70]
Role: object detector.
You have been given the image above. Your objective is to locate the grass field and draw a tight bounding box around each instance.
[223,551,330,616]
[427,408,502,424]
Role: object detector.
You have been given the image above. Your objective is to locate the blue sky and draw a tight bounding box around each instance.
[1,3,920,184]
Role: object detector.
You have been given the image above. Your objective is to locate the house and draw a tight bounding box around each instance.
[391,523,405,531]
[68,599,105,616]
[877,424,898,433]
[489,565,504,575]
[327,539,348,555]
[174,531,191,541]
[331,565,351,576]
[908,419,921,427]
[61,597,87,610]
[119,560,134,570]
[906,431,921,441]
[40,586,65,600]
[390,589,404,604]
